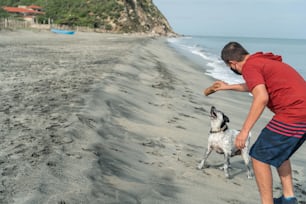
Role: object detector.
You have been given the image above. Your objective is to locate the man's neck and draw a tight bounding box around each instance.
[240,54,250,70]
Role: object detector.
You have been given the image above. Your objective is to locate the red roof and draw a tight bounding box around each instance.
[3,6,44,14]
[27,5,42,9]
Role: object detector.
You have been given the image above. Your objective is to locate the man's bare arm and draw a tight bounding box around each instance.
[236,84,269,149]
[214,81,249,92]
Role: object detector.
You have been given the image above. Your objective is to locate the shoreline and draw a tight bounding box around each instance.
[0,30,305,203]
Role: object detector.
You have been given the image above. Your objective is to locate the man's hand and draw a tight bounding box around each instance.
[213,81,228,91]
[235,131,249,149]
[203,81,231,96]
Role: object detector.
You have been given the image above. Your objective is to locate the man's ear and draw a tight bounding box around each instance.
[229,60,238,65]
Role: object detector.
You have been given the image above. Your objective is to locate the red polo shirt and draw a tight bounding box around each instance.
[242,52,306,123]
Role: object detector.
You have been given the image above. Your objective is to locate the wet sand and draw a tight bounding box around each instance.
[0,30,305,204]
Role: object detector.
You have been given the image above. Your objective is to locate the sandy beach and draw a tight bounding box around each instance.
[0,30,305,204]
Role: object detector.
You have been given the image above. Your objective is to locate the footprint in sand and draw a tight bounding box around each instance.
[76,114,97,128]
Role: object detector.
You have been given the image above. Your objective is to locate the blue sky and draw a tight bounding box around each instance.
[153,0,306,39]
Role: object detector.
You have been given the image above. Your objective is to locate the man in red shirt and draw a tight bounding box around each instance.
[213,42,306,204]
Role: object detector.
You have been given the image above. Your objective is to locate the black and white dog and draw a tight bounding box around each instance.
[197,106,253,179]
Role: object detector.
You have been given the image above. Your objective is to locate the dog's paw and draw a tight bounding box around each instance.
[247,173,253,179]
[197,161,207,169]
[219,165,232,170]
[197,164,204,170]
[197,163,210,170]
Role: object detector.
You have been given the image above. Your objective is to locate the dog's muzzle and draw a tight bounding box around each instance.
[210,106,217,119]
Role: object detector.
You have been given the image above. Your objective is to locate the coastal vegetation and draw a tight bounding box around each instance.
[0,0,174,35]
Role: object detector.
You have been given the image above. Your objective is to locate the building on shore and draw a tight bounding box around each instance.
[2,5,44,22]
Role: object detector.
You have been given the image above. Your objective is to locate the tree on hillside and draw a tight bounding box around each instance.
[0,0,174,35]
[0,8,9,18]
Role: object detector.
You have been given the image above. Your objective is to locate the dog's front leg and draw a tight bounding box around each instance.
[223,154,230,178]
[197,147,212,169]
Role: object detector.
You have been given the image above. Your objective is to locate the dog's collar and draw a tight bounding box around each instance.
[210,125,228,133]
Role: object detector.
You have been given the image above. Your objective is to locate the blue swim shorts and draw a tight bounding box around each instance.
[249,119,306,168]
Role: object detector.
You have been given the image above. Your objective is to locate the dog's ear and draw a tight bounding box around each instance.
[223,114,230,123]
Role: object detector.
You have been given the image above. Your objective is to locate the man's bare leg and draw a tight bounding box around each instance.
[277,160,295,198]
[252,157,273,204]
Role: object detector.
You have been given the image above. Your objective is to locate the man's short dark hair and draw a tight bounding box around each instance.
[221,42,249,64]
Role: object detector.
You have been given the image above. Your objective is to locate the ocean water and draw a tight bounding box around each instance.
[167,36,306,84]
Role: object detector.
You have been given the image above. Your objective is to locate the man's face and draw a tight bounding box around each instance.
[228,61,242,75]
[230,67,242,75]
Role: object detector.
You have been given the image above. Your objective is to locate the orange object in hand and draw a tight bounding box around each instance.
[204,83,221,96]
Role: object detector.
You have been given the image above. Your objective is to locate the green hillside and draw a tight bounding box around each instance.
[0,0,175,35]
